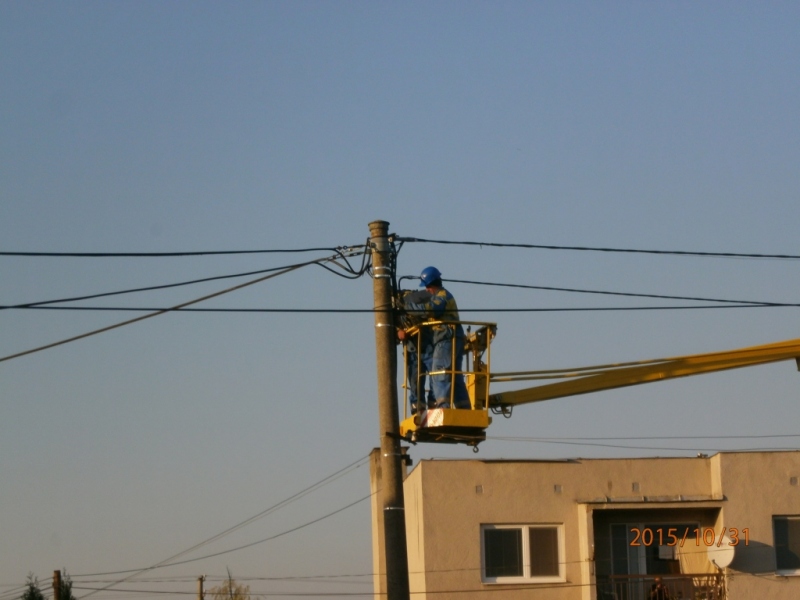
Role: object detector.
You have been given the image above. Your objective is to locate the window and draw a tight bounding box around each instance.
[481,524,565,583]
[774,516,800,575]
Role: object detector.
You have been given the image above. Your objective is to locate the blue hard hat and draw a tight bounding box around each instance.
[419,266,442,287]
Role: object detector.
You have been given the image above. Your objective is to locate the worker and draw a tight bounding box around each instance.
[403,266,470,409]
[397,289,435,413]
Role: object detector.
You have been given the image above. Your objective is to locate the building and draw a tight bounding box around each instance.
[371,450,800,599]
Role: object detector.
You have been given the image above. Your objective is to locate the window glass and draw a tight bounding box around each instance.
[774,516,800,572]
[529,527,559,576]
[484,528,523,578]
[482,524,564,583]
[610,524,630,575]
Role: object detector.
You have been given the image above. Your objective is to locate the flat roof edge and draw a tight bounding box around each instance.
[579,494,726,504]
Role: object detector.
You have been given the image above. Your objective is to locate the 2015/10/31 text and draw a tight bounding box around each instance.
[630,527,749,547]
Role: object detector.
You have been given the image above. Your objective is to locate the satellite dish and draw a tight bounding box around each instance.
[707,535,735,568]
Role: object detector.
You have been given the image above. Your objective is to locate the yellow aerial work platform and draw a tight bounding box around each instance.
[398,320,800,449]
[399,321,496,448]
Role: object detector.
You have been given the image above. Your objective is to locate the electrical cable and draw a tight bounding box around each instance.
[0,263,302,364]
[487,437,799,452]
[75,454,369,576]
[0,252,363,365]
[74,491,374,599]
[72,541,792,589]
[399,236,800,260]
[446,278,791,306]
[314,244,371,280]
[461,305,781,312]
[0,247,357,258]
[4,303,793,314]
[1,265,309,310]
[0,585,28,600]
[3,306,377,312]
[3,249,368,311]
[64,546,789,600]
[155,464,372,567]
[72,590,194,596]
[63,579,720,597]
[154,493,373,569]
[75,502,370,598]
[70,567,789,598]
[73,579,199,585]
[493,433,800,441]
[205,577,370,586]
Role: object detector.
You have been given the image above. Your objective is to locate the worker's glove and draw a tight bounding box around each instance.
[395,289,414,309]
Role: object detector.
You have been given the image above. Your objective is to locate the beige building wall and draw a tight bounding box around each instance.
[715,452,800,598]
[371,451,800,600]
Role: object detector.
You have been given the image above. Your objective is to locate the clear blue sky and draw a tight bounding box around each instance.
[2,2,799,598]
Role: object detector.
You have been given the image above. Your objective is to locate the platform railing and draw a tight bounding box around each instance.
[401,320,496,418]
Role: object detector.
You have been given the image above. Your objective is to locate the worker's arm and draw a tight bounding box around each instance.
[400,289,435,317]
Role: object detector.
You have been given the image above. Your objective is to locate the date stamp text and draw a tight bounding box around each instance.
[630,527,750,547]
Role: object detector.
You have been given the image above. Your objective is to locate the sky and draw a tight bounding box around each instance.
[2,1,800,599]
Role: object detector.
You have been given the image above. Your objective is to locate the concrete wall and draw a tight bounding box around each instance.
[388,452,800,600]
[715,452,800,599]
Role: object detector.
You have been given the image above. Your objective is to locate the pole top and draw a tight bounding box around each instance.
[369,220,390,236]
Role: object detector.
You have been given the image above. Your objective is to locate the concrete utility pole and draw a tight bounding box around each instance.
[197,576,204,600]
[53,571,61,600]
[368,220,410,600]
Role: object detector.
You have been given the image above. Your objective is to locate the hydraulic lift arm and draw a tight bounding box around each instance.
[489,337,800,408]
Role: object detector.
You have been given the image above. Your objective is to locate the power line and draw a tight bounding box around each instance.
[154,455,370,568]
[74,454,370,589]
[3,305,377,312]
[0,252,364,364]
[0,247,362,258]
[76,455,369,573]
[0,585,28,600]
[468,305,784,312]
[0,264,300,363]
[399,236,800,260]
[71,540,791,588]
[60,545,791,600]
[69,567,788,599]
[494,433,800,441]
[155,493,373,569]
[3,248,369,310]
[61,575,746,597]
[488,437,799,452]
[447,278,791,306]
[4,303,792,314]
[3,266,341,311]
[7,238,797,260]
[74,493,372,598]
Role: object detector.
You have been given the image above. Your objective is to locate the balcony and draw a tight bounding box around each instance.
[597,574,724,600]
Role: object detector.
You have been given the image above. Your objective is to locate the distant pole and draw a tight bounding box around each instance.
[197,576,204,600]
[53,571,61,600]
[368,220,410,600]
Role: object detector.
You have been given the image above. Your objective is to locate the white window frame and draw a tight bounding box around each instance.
[480,523,566,584]
[773,515,800,576]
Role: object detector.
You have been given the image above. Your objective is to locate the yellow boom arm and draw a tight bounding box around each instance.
[489,337,800,408]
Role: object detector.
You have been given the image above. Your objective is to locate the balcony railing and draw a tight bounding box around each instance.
[597,574,724,600]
